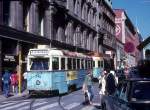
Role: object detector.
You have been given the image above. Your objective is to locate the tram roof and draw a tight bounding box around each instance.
[29,48,92,58]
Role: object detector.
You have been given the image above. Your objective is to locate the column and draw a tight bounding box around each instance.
[0,1,3,25]
[28,0,39,34]
[9,1,23,30]
[44,5,56,41]
[0,40,2,93]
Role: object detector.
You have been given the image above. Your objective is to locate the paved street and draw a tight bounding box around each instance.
[0,83,101,110]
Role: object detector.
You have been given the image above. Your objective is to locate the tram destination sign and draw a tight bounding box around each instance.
[30,50,48,56]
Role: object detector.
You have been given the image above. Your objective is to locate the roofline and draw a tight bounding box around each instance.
[137,36,150,50]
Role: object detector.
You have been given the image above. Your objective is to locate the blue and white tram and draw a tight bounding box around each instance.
[92,56,104,79]
[26,45,92,94]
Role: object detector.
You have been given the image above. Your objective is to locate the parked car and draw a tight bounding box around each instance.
[101,78,150,110]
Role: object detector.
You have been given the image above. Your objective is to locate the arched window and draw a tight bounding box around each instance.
[57,26,65,42]
[73,26,81,46]
[93,13,96,27]
[88,9,92,24]
[82,30,87,48]
[86,33,91,50]
[74,0,81,17]
[81,3,86,20]
[89,33,93,50]
[74,0,80,15]
[65,21,74,44]
[67,0,74,11]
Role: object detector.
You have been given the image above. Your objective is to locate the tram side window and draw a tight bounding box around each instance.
[88,60,91,69]
[68,58,72,70]
[85,60,88,69]
[61,58,65,70]
[93,61,95,68]
[101,61,104,68]
[30,58,49,70]
[98,61,101,67]
[81,59,84,69]
[90,60,93,69]
[73,58,76,69]
[52,57,59,70]
[77,59,80,69]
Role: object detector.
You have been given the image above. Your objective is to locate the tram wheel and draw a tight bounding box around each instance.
[68,84,76,93]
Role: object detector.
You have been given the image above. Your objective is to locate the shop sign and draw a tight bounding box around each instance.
[4,55,16,62]
[30,50,48,56]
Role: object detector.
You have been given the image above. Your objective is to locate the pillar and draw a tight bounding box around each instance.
[9,0,23,30]
[28,0,39,34]
[0,40,2,93]
[44,4,56,47]
[0,1,3,25]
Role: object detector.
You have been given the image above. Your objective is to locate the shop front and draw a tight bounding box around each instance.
[0,25,50,93]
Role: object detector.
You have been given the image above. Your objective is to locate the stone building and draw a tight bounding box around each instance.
[138,36,150,60]
[0,0,116,92]
[114,9,141,69]
[100,0,116,69]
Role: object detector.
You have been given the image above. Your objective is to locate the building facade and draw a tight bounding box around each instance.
[0,0,116,93]
[114,9,141,69]
[100,0,116,69]
[138,36,150,60]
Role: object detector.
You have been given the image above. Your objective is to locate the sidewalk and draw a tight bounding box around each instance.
[0,89,29,102]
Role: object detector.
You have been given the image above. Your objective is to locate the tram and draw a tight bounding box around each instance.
[87,52,104,79]
[26,45,93,94]
[92,56,104,79]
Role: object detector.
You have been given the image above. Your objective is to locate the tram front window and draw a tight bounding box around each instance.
[30,58,49,70]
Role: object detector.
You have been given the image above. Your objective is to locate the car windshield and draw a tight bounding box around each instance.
[132,81,150,100]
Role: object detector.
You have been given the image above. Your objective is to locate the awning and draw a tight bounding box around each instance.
[0,25,50,44]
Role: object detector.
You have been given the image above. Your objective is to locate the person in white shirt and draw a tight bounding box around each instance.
[99,70,108,100]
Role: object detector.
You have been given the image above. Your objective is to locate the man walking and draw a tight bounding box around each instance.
[2,69,11,98]
[82,71,94,105]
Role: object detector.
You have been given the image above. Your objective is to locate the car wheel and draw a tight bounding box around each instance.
[102,103,107,110]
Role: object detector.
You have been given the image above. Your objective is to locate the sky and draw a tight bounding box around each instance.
[112,0,150,39]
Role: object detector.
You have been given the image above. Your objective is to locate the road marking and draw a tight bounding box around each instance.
[0,102,17,108]
[15,101,49,110]
[65,102,80,110]
[33,101,48,107]
[1,102,29,110]
[35,102,58,110]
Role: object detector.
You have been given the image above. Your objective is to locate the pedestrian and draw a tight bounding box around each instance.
[99,70,107,94]
[2,69,11,98]
[110,70,118,85]
[23,71,28,90]
[99,70,107,99]
[124,66,129,79]
[10,71,18,94]
[82,70,94,105]
[105,70,117,95]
